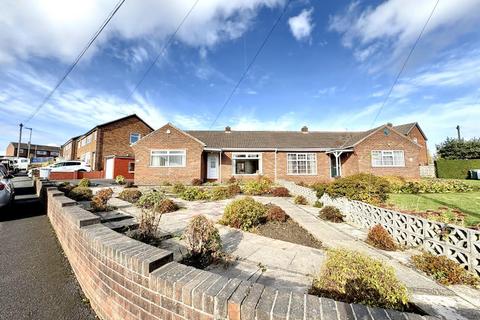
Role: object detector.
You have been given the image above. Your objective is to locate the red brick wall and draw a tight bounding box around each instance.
[112,157,135,180]
[133,124,204,185]
[5,143,16,156]
[353,128,421,178]
[407,126,429,165]
[49,171,105,180]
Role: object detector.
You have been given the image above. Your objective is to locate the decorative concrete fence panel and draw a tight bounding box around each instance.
[277,179,317,204]
[419,165,436,178]
[320,194,480,277]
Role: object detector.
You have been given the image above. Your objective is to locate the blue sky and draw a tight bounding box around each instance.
[1,0,479,154]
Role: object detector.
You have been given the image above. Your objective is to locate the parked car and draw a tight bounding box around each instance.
[27,161,91,177]
[0,158,14,174]
[0,163,15,209]
[13,157,30,171]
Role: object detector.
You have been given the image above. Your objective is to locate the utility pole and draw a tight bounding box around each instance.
[456,125,461,140]
[25,127,33,159]
[16,123,23,159]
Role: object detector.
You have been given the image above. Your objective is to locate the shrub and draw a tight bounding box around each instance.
[227,183,241,196]
[310,249,409,310]
[313,200,323,208]
[266,205,288,222]
[115,175,125,185]
[161,181,172,186]
[227,176,237,184]
[241,177,272,195]
[132,206,163,244]
[268,187,290,197]
[137,190,165,209]
[293,195,308,205]
[172,183,186,194]
[319,206,344,223]
[383,176,406,193]
[366,225,398,251]
[191,178,203,186]
[157,198,179,214]
[311,182,329,198]
[220,197,267,230]
[209,186,232,201]
[69,187,93,201]
[78,178,91,188]
[91,188,113,212]
[118,189,142,203]
[397,179,473,194]
[436,159,480,179]
[180,187,209,201]
[326,173,390,205]
[411,252,480,286]
[183,215,222,268]
[58,182,74,196]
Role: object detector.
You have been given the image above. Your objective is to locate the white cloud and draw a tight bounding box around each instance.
[0,0,284,65]
[314,86,337,97]
[288,8,314,41]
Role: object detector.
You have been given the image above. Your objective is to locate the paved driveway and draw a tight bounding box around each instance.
[0,176,96,320]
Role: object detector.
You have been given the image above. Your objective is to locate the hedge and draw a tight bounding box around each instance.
[435,159,480,179]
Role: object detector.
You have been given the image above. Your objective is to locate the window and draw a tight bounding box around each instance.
[232,153,261,175]
[128,162,135,172]
[93,131,97,140]
[50,151,59,156]
[371,150,405,167]
[150,150,186,167]
[287,153,317,175]
[130,133,141,144]
[86,135,92,144]
[36,150,47,155]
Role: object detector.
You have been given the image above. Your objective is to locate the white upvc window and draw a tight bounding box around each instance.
[130,133,141,144]
[371,150,405,167]
[287,153,317,175]
[86,135,92,144]
[150,150,186,167]
[232,153,262,175]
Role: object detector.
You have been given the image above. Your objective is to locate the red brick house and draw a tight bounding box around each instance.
[132,122,428,185]
[60,114,153,172]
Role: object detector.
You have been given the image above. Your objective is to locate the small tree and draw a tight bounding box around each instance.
[183,215,222,268]
[436,137,480,160]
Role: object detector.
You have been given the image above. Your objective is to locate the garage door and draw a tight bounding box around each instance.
[105,158,114,179]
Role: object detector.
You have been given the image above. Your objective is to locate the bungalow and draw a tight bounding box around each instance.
[132,122,428,185]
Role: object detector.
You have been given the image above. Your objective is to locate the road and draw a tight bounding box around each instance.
[0,175,96,320]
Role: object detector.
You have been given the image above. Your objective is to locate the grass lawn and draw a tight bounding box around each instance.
[387,192,480,226]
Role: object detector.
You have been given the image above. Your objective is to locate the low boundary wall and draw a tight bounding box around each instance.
[37,179,431,320]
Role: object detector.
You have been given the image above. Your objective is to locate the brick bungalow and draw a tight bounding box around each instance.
[132,122,428,185]
[60,114,153,172]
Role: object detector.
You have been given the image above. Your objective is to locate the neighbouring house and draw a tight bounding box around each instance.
[5,142,60,159]
[60,114,154,172]
[132,122,429,185]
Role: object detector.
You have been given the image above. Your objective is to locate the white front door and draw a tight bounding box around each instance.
[105,158,115,179]
[207,153,219,179]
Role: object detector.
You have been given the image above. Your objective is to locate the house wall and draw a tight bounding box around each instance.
[133,124,204,185]
[76,130,98,169]
[353,128,421,178]
[407,126,429,165]
[61,140,77,160]
[5,144,16,156]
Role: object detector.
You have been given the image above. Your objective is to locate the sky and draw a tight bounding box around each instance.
[1,0,479,154]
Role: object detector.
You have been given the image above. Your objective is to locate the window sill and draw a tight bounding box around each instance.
[286,173,318,176]
[371,166,406,168]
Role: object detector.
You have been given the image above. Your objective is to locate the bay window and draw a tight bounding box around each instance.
[371,150,405,167]
[287,153,317,175]
[150,150,186,167]
[232,153,261,175]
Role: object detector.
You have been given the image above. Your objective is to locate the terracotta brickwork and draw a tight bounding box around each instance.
[5,143,16,156]
[76,131,98,168]
[406,126,429,165]
[132,124,204,185]
[39,180,415,320]
[61,140,77,160]
[275,151,331,184]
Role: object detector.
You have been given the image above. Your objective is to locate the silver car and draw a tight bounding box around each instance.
[0,163,15,209]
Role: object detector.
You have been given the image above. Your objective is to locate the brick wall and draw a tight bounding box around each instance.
[133,124,204,185]
[5,143,16,156]
[407,126,429,165]
[61,139,78,160]
[39,179,419,320]
[77,130,98,168]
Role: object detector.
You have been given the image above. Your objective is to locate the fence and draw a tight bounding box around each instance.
[419,165,436,178]
[320,193,480,276]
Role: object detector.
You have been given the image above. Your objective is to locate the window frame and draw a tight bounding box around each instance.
[149,149,186,168]
[286,153,317,176]
[231,152,262,176]
[130,133,141,144]
[371,150,405,167]
[128,161,135,173]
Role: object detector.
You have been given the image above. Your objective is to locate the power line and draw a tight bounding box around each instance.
[125,0,200,102]
[371,0,440,126]
[24,0,127,123]
[209,0,293,128]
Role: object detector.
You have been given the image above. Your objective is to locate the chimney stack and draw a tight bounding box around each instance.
[225,126,231,133]
[386,122,393,127]
[301,126,308,133]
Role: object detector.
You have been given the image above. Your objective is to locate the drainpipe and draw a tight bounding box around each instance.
[274,148,278,182]
[219,150,222,184]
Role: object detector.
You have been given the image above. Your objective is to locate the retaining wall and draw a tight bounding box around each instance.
[277,179,317,204]
[38,179,431,320]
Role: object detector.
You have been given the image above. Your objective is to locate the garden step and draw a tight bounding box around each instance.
[94,211,132,222]
[102,218,138,231]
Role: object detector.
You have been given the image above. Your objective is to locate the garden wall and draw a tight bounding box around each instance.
[435,159,480,179]
[320,193,480,277]
[37,179,419,320]
[277,179,317,204]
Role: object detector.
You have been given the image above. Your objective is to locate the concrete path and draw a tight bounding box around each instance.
[262,196,480,320]
[0,176,96,320]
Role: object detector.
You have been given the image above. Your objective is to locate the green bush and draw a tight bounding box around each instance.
[209,186,232,200]
[435,159,480,179]
[115,175,125,185]
[69,187,93,201]
[293,195,308,205]
[180,187,209,201]
[183,215,222,268]
[326,173,390,205]
[137,190,165,209]
[118,189,142,203]
[319,206,344,223]
[310,249,409,310]
[78,178,91,188]
[412,252,480,286]
[311,182,329,198]
[220,197,267,231]
[366,224,398,251]
[241,177,272,195]
[172,183,186,194]
[398,179,473,194]
[313,200,323,208]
